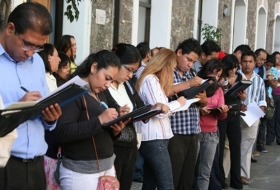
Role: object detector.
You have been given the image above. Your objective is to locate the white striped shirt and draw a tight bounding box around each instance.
[137,74,181,141]
[238,70,267,107]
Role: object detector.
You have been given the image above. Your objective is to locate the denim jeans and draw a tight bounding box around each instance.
[195,132,219,190]
[139,140,174,190]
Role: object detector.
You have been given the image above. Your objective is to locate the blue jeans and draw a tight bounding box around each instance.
[139,140,174,190]
[196,132,219,190]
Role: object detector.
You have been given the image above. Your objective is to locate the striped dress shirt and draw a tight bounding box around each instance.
[238,70,267,107]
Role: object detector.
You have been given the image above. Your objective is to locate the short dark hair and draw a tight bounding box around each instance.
[198,58,224,78]
[266,54,275,65]
[56,35,75,62]
[255,48,267,57]
[175,38,202,56]
[8,2,52,35]
[201,40,221,56]
[38,43,55,73]
[113,44,141,66]
[241,50,256,62]
[73,50,121,78]
[233,44,251,53]
[136,42,150,59]
[58,52,70,69]
[221,54,239,77]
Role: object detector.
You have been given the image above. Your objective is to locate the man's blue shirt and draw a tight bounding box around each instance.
[0,44,56,159]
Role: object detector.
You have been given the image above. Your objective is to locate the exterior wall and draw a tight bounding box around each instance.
[218,0,232,52]
[118,0,133,43]
[246,0,257,50]
[170,0,196,50]
[90,0,114,53]
[266,0,279,53]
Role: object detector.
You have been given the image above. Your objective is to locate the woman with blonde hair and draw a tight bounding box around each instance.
[136,48,186,190]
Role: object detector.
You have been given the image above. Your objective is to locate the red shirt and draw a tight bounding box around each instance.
[200,88,227,132]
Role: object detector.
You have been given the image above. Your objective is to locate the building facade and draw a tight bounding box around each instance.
[4,0,280,64]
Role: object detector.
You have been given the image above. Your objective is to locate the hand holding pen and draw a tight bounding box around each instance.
[19,86,42,102]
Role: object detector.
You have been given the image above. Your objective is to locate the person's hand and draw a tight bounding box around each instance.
[237,90,246,101]
[19,91,42,102]
[151,103,170,114]
[200,107,210,115]
[219,105,229,113]
[98,108,119,125]
[177,96,186,106]
[268,78,278,89]
[196,91,207,106]
[118,104,130,116]
[110,118,131,136]
[42,103,62,123]
[240,104,247,112]
[188,76,203,87]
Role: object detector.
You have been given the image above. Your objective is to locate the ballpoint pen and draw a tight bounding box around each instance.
[100,101,108,109]
[20,86,29,92]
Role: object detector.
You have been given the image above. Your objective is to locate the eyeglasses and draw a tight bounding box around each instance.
[122,64,136,75]
[17,35,44,53]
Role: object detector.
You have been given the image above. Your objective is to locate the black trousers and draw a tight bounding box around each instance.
[168,134,198,190]
[266,94,280,144]
[218,114,243,189]
[0,156,46,190]
[114,145,137,190]
[257,117,267,145]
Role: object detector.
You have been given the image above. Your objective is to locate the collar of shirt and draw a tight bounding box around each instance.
[238,70,258,80]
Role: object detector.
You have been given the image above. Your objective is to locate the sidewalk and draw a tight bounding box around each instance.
[131,143,280,190]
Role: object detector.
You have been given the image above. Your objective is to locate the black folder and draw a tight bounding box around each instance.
[177,78,214,99]
[0,105,46,137]
[102,105,162,128]
[224,80,252,98]
[36,83,87,107]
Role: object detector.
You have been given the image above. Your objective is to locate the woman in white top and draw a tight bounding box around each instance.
[135,48,186,190]
[38,43,61,92]
[38,44,62,190]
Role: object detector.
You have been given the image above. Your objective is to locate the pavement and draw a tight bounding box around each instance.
[131,142,280,190]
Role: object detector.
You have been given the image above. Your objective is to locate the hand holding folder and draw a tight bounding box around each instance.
[224,80,252,98]
[102,105,163,129]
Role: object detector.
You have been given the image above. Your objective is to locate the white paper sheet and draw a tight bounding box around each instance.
[173,98,200,112]
[241,101,265,127]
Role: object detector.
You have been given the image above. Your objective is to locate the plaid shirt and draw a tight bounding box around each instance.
[169,68,201,135]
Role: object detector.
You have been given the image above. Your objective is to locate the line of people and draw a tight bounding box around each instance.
[0,2,278,190]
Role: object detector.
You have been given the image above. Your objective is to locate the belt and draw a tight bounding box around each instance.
[227,111,246,116]
[227,111,239,115]
[11,155,43,163]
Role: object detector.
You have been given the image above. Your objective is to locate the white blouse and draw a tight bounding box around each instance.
[45,73,57,92]
[137,74,181,141]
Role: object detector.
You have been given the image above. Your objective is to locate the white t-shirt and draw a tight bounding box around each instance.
[0,95,18,167]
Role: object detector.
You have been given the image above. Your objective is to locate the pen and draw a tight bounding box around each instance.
[20,86,29,92]
[190,68,196,77]
[100,101,108,109]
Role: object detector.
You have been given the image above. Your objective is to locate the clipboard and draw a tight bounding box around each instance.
[36,83,87,107]
[177,78,214,99]
[224,80,252,98]
[0,104,46,137]
[102,105,162,128]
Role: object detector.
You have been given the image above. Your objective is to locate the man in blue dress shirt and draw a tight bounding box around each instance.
[0,2,62,189]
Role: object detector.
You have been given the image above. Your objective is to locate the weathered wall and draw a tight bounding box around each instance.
[170,0,196,50]
[218,0,232,52]
[118,0,133,43]
[246,0,257,50]
[90,0,114,52]
[266,0,278,53]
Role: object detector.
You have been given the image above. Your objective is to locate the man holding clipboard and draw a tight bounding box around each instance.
[238,51,266,185]
[0,3,62,190]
